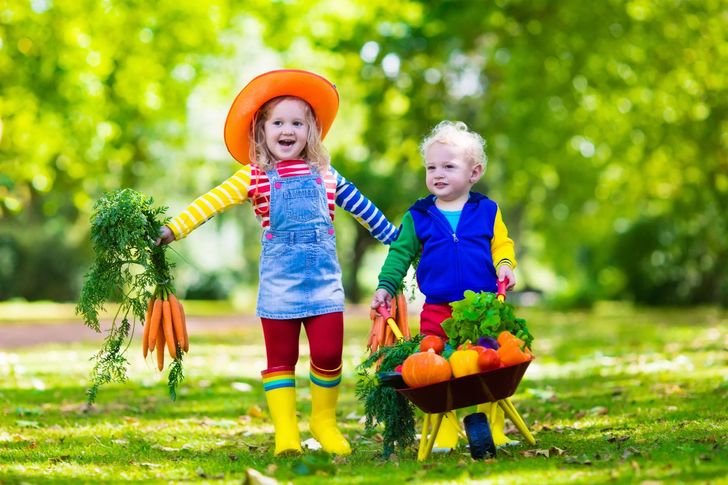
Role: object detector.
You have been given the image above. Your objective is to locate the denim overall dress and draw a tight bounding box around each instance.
[256,167,345,319]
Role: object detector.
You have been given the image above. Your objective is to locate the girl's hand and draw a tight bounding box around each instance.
[371,289,393,311]
[498,265,516,290]
[155,225,175,246]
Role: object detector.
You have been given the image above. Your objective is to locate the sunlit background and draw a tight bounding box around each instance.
[1,0,726,309]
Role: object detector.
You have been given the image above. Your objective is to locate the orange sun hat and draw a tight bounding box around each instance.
[224,69,340,165]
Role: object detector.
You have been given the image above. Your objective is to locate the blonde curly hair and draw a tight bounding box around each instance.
[249,96,330,173]
[420,120,487,172]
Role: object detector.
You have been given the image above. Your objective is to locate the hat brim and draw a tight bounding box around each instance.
[224,69,339,165]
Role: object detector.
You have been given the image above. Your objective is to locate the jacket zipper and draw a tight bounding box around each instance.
[429,206,461,290]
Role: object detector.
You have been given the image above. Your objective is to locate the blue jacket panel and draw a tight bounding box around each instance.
[409,192,498,304]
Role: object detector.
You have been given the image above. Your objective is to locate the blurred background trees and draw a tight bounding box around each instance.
[1,0,726,306]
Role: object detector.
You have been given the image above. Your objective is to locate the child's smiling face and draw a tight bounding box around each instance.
[264,98,310,161]
[425,142,482,203]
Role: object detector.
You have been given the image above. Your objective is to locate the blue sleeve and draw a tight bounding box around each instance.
[332,168,399,244]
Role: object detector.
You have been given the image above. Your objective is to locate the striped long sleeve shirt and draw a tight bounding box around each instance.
[167,160,398,244]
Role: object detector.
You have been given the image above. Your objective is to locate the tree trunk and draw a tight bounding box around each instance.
[343,224,376,303]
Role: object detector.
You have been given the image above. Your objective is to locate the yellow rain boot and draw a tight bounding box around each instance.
[309,363,351,455]
[433,411,460,452]
[262,367,302,456]
[477,402,517,446]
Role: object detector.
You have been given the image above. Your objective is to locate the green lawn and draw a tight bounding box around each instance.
[1,304,726,484]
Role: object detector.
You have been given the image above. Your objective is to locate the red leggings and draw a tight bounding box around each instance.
[419,302,452,339]
[261,311,343,371]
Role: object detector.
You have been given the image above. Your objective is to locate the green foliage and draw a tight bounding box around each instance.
[355,334,423,457]
[1,0,727,305]
[76,189,183,403]
[441,290,533,349]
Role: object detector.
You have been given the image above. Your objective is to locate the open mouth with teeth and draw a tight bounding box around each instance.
[279,140,295,146]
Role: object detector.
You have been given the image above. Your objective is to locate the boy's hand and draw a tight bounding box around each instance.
[498,265,516,290]
[155,225,175,246]
[371,289,393,311]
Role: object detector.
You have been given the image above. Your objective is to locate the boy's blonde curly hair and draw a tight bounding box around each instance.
[250,96,330,173]
[419,121,487,172]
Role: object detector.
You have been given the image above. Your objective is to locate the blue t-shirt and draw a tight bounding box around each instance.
[438,208,462,232]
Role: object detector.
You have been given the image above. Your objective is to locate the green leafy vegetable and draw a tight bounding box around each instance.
[441,290,534,349]
[355,335,423,457]
[76,188,184,403]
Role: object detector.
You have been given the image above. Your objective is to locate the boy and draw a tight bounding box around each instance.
[371,120,518,448]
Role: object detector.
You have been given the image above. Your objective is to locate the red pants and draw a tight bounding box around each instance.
[419,302,452,339]
[261,311,343,371]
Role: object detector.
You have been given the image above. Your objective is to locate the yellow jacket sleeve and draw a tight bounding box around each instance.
[492,206,517,270]
[167,167,252,240]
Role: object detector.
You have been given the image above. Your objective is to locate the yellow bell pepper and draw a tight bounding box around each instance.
[449,349,480,378]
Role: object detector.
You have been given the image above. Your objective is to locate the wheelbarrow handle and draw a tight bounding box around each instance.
[376,304,404,342]
[497,277,509,302]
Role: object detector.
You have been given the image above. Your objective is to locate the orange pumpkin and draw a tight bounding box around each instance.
[401,349,452,388]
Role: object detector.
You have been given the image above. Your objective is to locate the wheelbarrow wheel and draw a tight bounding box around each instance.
[463,412,496,459]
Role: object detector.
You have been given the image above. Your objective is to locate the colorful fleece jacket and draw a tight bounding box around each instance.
[377,192,516,304]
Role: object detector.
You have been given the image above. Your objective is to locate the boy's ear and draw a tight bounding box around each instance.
[469,164,484,184]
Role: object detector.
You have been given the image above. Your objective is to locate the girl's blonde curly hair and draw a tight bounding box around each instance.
[419,120,487,172]
[249,96,330,173]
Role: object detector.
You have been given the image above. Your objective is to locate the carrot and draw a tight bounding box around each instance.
[168,292,184,350]
[148,298,163,351]
[161,297,177,359]
[396,292,411,338]
[177,298,189,353]
[142,297,154,358]
[156,321,165,371]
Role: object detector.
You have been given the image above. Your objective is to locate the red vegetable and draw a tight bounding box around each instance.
[477,348,500,371]
[420,335,445,354]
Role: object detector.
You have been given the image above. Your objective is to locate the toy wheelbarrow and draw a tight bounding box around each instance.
[378,279,536,461]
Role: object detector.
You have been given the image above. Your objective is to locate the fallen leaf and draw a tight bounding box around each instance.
[196,467,224,479]
[565,454,592,465]
[589,406,609,416]
[232,382,253,392]
[15,420,40,429]
[151,444,179,452]
[605,435,631,443]
[521,448,551,458]
[302,437,322,451]
[15,407,42,417]
[247,405,264,418]
[245,467,279,485]
[622,447,641,460]
[48,455,71,464]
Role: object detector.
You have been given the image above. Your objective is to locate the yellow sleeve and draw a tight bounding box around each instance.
[167,167,252,240]
[492,205,517,270]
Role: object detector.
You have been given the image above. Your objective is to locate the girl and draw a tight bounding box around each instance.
[158,70,397,456]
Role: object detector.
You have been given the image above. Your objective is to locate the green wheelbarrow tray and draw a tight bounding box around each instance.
[396,359,531,414]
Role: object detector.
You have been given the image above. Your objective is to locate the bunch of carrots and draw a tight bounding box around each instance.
[142,286,189,371]
[367,292,411,353]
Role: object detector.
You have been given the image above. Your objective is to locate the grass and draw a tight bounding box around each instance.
[1,303,726,484]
